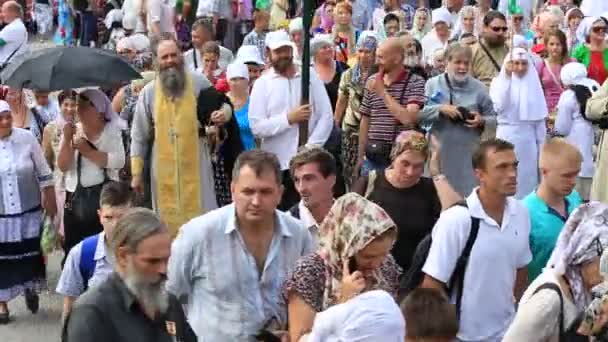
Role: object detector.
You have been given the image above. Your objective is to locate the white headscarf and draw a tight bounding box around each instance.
[561,62,600,92]
[80,89,127,130]
[306,290,405,342]
[576,17,603,45]
[546,202,608,311]
[490,47,548,121]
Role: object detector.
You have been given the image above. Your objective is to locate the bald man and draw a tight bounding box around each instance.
[356,37,426,175]
[0,0,27,70]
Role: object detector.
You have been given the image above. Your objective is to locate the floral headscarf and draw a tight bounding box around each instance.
[546,202,608,311]
[317,193,396,310]
[390,130,428,161]
[351,31,378,84]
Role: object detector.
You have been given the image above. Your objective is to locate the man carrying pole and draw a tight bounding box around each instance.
[249,30,333,210]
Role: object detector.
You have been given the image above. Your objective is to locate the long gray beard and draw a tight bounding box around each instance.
[123,260,169,315]
[159,65,186,98]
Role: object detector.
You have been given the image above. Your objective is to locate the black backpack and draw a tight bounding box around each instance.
[398,202,480,319]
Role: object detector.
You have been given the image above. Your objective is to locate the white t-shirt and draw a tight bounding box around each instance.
[422,189,532,341]
[146,0,175,35]
[0,18,27,64]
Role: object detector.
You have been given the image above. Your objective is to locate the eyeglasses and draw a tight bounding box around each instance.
[490,26,509,33]
[592,26,607,34]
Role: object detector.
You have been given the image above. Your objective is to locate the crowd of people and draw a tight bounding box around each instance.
[2,0,608,341]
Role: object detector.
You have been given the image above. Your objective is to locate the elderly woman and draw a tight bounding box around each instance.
[312,34,350,110]
[283,193,401,342]
[490,47,548,199]
[299,290,405,342]
[503,202,608,341]
[331,2,358,64]
[572,17,608,85]
[5,88,53,143]
[409,8,431,42]
[421,7,451,66]
[509,11,534,47]
[334,31,377,190]
[0,100,56,324]
[41,90,78,238]
[352,131,460,272]
[420,43,496,196]
[57,89,125,261]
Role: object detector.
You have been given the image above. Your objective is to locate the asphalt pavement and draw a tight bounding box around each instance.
[0,252,65,342]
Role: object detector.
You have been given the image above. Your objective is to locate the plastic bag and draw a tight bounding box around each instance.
[40,213,59,255]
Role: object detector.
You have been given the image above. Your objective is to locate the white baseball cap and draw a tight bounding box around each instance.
[226,62,250,81]
[265,30,295,51]
[236,45,265,65]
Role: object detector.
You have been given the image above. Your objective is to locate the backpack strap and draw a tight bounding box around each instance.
[533,283,565,339]
[79,234,100,291]
[448,201,481,319]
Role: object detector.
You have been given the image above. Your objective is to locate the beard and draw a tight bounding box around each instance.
[485,35,506,48]
[123,259,169,315]
[272,56,293,74]
[450,72,469,83]
[159,63,186,98]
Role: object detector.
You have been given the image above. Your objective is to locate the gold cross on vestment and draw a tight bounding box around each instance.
[168,126,177,144]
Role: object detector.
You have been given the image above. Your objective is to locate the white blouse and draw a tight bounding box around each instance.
[503,271,579,342]
[63,123,125,193]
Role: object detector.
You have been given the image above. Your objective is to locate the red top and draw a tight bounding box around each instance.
[588,51,608,85]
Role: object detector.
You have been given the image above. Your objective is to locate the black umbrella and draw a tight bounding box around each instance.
[3,46,141,91]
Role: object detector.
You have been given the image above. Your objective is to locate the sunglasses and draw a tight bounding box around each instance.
[491,26,509,33]
[592,26,607,34]
[512,16,524,22]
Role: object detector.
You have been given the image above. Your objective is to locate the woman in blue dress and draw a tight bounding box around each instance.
[53,0,75,46]
[226,62,256,151]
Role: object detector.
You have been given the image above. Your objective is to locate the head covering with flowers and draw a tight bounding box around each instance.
[578,249,608,337]
[390,130,428,161]
[317,193,397,310]
[546,202,608,311]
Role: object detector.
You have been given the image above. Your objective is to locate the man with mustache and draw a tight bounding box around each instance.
[249,30,333,210]
[470,10,509,89]
[130,34,232,238]
[63,208,196,342]
[419,42,496,196]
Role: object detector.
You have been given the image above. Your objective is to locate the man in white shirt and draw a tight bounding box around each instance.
[146,0,175,36]
[249,30,333,210]
[288,146,336,247]
[0,1,27,71]
[421,138,532,342]
[183,19,233,72]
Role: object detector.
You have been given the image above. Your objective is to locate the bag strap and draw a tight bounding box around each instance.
[75,139,107,189]
[30,107,45,135]
[444,73,454,105]
[79,234,100,290]
[478,41,501,72]
[193,49,198,69]
[447,202,480,320]
[0,31,26,67]
[533,282,565,339]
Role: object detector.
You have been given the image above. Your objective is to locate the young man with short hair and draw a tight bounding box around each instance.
[523,138,584,282]
[421,138,532,341]
[242,9,270,62]
[56,181,133,322]
[288,146,336,247]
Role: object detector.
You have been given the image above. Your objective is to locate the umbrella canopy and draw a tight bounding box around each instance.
[4,46,142,91]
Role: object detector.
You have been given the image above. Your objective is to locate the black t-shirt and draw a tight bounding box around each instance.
[324,61,349,112]
[362,172,441,272]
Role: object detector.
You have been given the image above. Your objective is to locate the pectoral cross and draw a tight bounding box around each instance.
[168,126,177,144]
